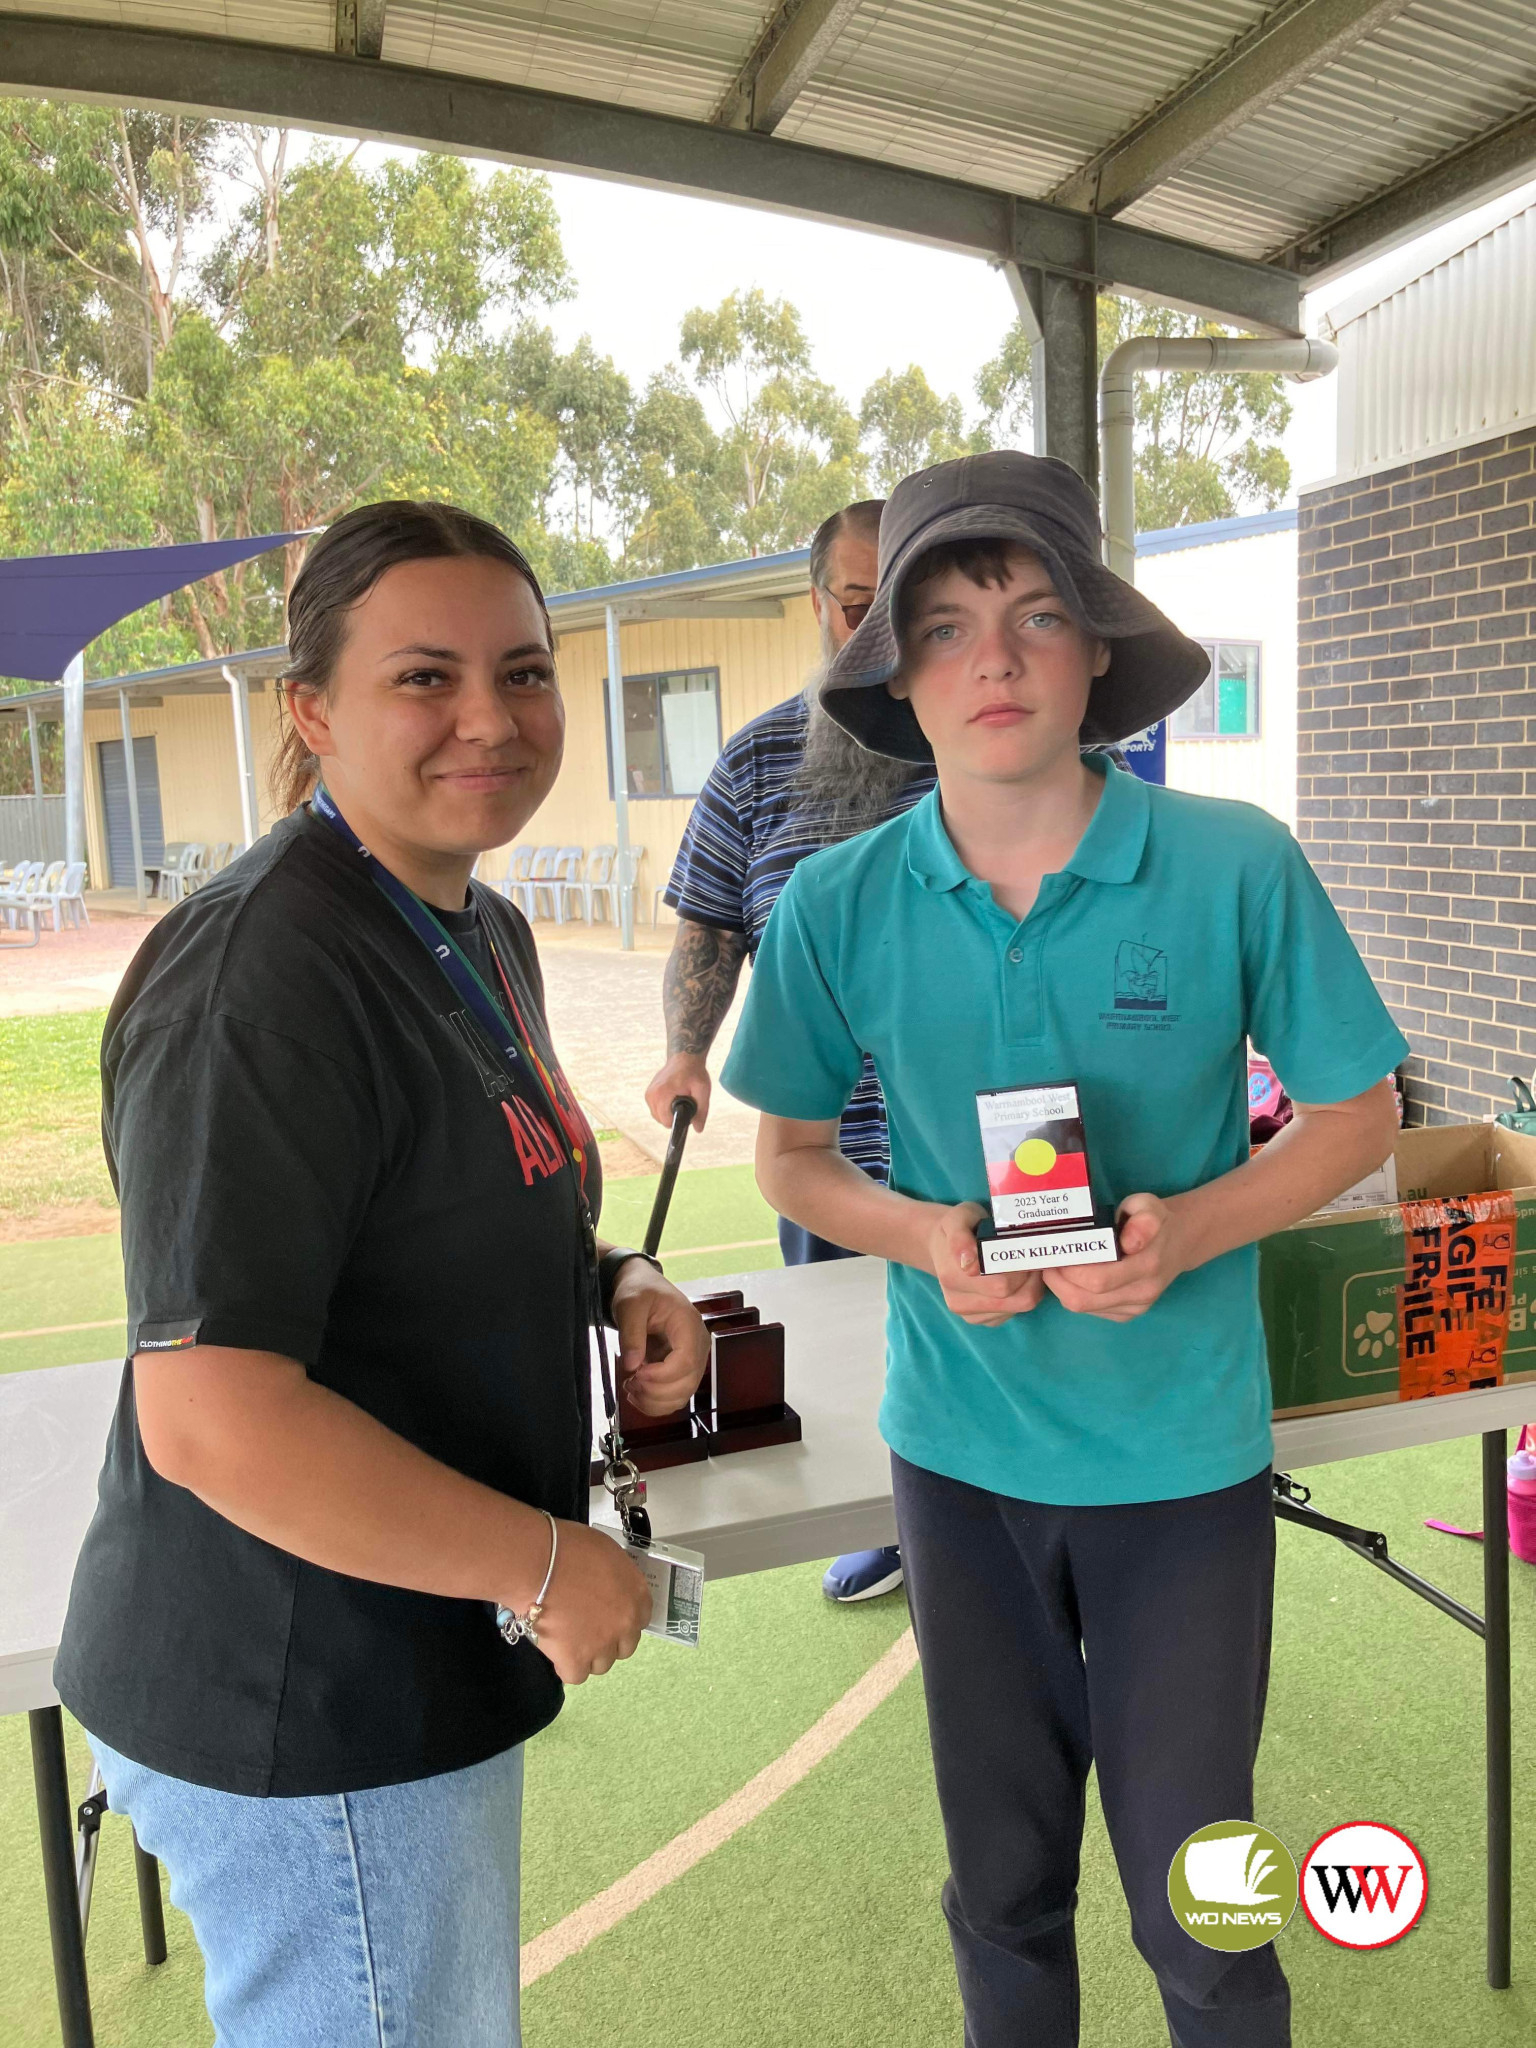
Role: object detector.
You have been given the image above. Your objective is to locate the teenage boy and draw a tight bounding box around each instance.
[721,452,1407,2047]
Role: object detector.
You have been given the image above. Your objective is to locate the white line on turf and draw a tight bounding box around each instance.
[519,1626,919,1987]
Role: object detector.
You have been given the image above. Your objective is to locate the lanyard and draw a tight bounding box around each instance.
[309,786,651,1543]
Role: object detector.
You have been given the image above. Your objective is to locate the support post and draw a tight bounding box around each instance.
[117,690,146,912]
[1037,274,1100,494]
[997,261,1048,457]
[27,702,45,854]
[1482,1428,1512,1990]
[604,604,634,951]
[223,665,260,848]
[62,653,85,872]
[29,1707,94,2048]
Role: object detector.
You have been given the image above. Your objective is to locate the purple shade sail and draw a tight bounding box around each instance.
[0,534,305,683]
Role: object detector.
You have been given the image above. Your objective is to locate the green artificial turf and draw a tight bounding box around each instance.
[598,1161,783,1275]
[5,1440,1534,2048]
[0,1236,128,1378]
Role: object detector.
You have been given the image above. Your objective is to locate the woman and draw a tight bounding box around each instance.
[53,501,709,2046]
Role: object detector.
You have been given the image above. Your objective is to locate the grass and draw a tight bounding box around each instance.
[0,1011,117,1220]
[4,1440,1534,2048]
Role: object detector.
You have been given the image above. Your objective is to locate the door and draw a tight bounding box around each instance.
[97,736,166,887]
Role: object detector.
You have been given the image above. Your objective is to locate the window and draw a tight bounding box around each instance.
[1170,640,1261,739]
[603,668,721,798]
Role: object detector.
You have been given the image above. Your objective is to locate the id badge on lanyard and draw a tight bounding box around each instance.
[309,786,655,1549]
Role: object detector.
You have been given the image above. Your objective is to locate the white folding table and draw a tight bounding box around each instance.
[3,1257,1522,2044]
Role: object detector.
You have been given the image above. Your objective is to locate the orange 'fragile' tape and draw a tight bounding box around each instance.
[1397,1190,1515,1400]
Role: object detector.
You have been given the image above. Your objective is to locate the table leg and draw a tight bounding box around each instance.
[28,1706,95,2048]
[1482,1428,1512,1991]
[133,1834,168,1966]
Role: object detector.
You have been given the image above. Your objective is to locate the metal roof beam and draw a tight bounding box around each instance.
[715,0,862,134]
[1270,103,1536,281]
[0,14,1302,334]
[1051,0,1414,217]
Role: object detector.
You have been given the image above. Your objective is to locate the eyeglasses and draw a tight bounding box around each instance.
[821,590,873,629]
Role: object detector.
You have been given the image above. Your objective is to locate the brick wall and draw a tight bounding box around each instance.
[1297,425,1536,1124]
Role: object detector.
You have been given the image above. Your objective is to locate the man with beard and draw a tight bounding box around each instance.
[646,497,930,1603]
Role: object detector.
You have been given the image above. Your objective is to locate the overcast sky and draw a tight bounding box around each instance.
[534,165,1536,507]
[317,140,1536,514]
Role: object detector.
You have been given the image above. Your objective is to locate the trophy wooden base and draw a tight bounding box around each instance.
[588,1420,709,1488]
[702,1402,802,1457]
[593,1286,802,1482]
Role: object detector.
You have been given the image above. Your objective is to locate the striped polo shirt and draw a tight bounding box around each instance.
[664,689,934,1180]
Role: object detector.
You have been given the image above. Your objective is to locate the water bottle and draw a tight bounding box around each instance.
[1509,1428,1536,1565]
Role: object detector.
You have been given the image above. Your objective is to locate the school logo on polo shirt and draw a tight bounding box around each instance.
[1103,936,1177,1034]
[1113,938,1167,1010]
[1168,1822,1299,1951]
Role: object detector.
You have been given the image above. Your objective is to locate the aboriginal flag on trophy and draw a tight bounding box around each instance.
[984,1118,1091,1199]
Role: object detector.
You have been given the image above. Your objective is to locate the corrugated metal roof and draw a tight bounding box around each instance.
[1,0,1533,273]
[1122,0,1536,258]
[777,0,1272,195]
[1328,193,1536,476]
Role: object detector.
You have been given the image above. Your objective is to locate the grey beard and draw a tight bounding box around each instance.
[796,666,922,844]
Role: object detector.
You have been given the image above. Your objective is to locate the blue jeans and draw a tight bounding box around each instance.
[89,1736,524,2047]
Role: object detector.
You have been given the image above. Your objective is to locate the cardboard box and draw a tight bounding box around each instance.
[1261,1124,1536,1417]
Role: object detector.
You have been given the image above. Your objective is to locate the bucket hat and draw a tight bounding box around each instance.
[819,450,1209,761]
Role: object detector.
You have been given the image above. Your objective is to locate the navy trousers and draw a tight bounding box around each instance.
[892,1454,1289,2048]
[777,1216,858,1265]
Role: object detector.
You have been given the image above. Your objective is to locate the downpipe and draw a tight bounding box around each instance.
[1098,336,1339,583]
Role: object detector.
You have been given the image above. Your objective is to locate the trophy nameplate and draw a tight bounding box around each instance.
[974,1080,1119,1275]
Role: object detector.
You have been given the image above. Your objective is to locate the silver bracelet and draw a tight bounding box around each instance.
[496,1511,559,1647]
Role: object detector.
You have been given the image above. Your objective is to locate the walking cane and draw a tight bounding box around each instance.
[643,1096,697,1258]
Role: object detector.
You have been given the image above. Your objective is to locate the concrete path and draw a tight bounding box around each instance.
[536,928,758,1171]
[0,912,161,1017]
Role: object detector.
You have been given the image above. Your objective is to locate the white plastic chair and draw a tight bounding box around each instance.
[496,844,534,908]
[151,843,187,900]
[534,845,583,924]
[563,844,616,924]
[588,845,646,928]
[510,845,558,919]
[37,861,90,931]
[159,845,207,904]
[0,860,45,930]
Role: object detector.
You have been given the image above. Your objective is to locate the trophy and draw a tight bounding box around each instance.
[973,1080,1119,1274]
[692,1292,802,1456]
[587,1332,710,1486]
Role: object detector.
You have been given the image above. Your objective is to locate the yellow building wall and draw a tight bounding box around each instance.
[81,686,286,887]
[78,598,822,897]
[488,592,824,911]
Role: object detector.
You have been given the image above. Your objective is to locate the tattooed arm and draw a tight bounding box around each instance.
[644,918,751,1133]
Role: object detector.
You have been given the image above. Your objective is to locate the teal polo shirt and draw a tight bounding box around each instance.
[721,760,1409,1506]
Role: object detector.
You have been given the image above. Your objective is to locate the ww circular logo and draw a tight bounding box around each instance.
[1168,1821,1298,1951]
[1300,1822,1426,1948]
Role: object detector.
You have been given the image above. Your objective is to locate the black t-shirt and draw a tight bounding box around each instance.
[54,808,602,1797]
